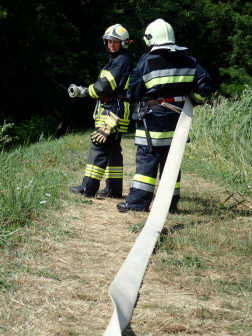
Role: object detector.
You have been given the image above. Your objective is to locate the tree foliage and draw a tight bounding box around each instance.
[0,0,251,136]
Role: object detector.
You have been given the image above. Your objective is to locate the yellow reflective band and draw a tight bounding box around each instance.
[95,121,105,128]
[85,164,105,180]
[105,71,117,90]
[89,84,99,98]
[123,102,130,120]
[105,166,123,172]
[124,75,130,90]
[95,112,107,128]
[85,168,103,177]
[119,121,129,132]
[96,115,107,120]
[105,173,123,179]
[84,171,103,180]
[119,119,130,125]
[96,116,107,122]
[135,129,174,139]
[194,93,206,101]
[100,70,106,78]
[95,119,107,126]
[133,174,156,185]
[175,182,180,189]
[106,116,117,128]
[86,164,105,175]
[145,75,194,89]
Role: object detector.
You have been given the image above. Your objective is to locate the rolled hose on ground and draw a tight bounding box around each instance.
[102,97,193,335]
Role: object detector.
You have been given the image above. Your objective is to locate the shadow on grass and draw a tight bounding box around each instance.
[177,195,252,218]
[122,134,135,140]
[97,195,127,201]
[123,324,137,336]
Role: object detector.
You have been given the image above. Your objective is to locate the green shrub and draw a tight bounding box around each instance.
[0,121,16,148]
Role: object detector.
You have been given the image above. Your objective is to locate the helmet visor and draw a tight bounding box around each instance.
[103,35,121,41]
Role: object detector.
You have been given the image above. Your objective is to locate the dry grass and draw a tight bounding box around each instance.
[0,134,251,335]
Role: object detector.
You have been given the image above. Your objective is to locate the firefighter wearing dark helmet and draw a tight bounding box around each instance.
[68,24,133,198]
[117,19,211,212]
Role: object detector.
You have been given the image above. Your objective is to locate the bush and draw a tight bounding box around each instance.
[0,121,17,148]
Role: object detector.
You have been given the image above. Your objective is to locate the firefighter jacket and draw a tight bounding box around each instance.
[88,48,133,133]
[126,48,211,146]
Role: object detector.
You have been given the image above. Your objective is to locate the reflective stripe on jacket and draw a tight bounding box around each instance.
[88,49,133,98]
[94,101,130,133]
[89,48,133,132]
[126,48,211,147]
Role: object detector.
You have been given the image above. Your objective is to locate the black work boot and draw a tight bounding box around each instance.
[117,202,149,213]
[117,202,129,212]
[69,185,84,194]
[97,188,123,199]
[96,188,114,199]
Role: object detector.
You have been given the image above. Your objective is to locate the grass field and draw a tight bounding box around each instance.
[0,94,252,335]
[185,87,252,196]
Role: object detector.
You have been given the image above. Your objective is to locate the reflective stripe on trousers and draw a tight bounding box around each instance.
[135,129,174,147]
[105,166,123,179]
[131,175,180,195]
[126,145,181,211]
[81,133,123,197]
[84,164,105,180]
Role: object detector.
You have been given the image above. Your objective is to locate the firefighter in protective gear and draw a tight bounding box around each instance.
[69,24,133,198]
[117,19,211,212]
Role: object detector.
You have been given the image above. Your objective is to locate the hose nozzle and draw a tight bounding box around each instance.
[68,84,87,98]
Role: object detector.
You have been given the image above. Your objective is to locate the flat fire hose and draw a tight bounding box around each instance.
[103,97,193,335]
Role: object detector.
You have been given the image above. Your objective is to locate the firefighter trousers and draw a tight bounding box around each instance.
[81,132,123,197]
[126,145,181,211]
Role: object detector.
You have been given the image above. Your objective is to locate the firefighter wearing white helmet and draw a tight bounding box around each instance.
[68,24,133,199]
[143,18,175,46]
[117,19,211,213]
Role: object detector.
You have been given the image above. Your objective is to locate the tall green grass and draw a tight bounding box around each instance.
[184,86,252,194]
[0,132,91,246]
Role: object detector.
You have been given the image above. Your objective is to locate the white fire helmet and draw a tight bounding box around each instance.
[143,19,175,47]
[103,24,130,49]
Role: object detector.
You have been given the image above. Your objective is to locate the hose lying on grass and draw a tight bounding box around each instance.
[102,97,193,335]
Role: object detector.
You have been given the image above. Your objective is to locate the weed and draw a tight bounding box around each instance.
[161,255,202,269]
[36,270,61,281]
[198,295,210,301]
[74,198,93,205]
[55,330,79,336]
[0,121,17,148]
[128,222,145,233]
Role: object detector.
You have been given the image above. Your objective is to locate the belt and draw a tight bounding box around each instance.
[98,95,127,103]
[147,96,186,107]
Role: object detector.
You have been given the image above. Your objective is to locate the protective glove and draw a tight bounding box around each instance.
[91,111,120,144]
[68,84,88,98]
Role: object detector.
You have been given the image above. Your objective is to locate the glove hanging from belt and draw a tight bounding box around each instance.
[91,111,120,144]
